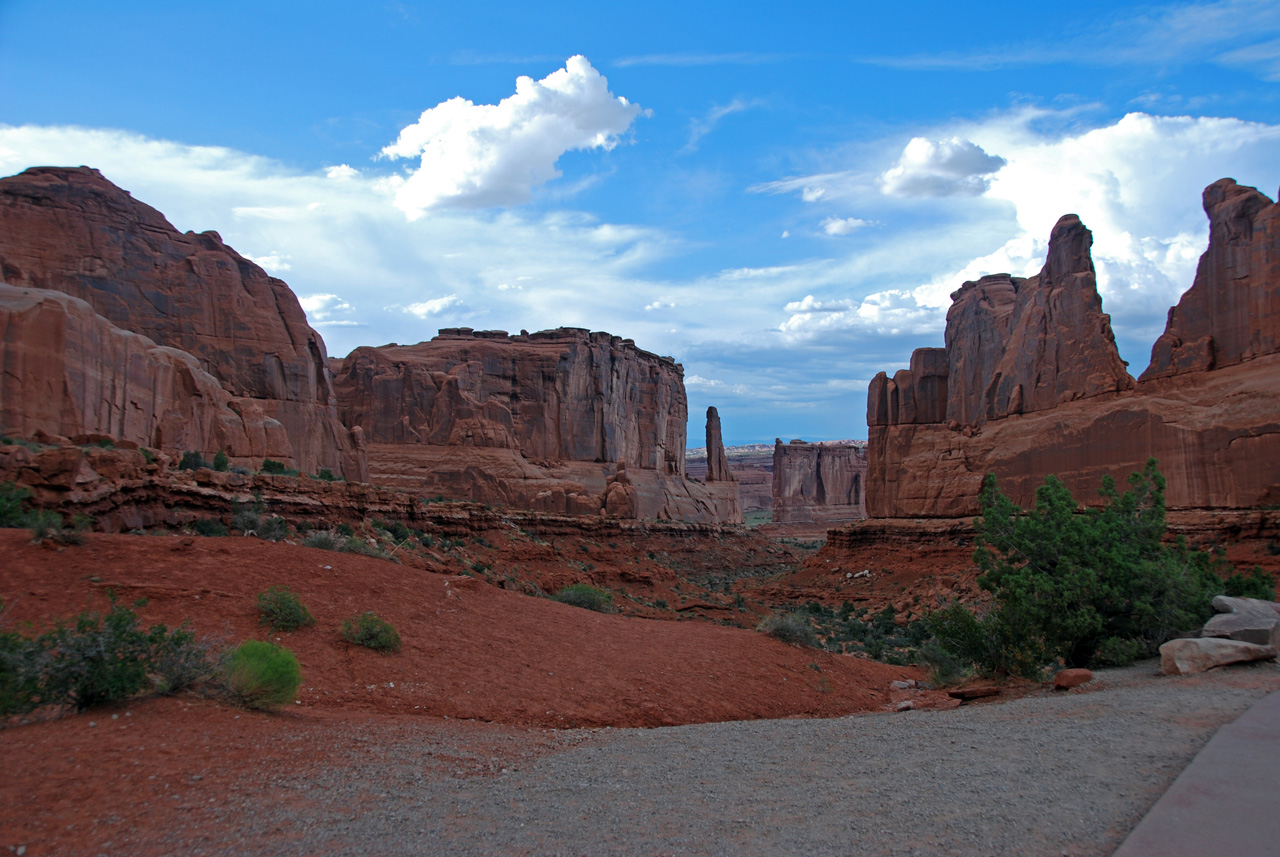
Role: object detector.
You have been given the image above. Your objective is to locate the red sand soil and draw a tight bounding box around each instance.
[0,529,946,856]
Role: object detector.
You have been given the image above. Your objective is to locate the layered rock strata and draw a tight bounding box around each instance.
[0,166,366,479]
[772,439,867,524]
[867,181,1280,517]
[0,285,292,463]
[332,328,741,523]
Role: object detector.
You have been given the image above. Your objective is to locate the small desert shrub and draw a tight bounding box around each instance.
[552,583,615,614]
[256,516,289,542]
[224,640,301,709]
[916,638,972,687]
[256,586,315,633]
[231,505,261,534]
[0,481,32,527]
[373,517,412,542]
[212,450,229,472]
[336,522,355,537]
[340,612,402,652]
[758,610,820,648]
[26,509,86,546]
[150,628,219,695]
[178,451,210,471]
[259,459,300,477]
[342,536,386,558]
[191,517,229,537]
[313,468,340,482]
[302,529,341,551]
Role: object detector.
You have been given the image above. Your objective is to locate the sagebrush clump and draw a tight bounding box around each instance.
[757,610,820,648]
[256,586,315,633]
[340,612,402,652]
[0,596,213,716]
[552,583,615,613]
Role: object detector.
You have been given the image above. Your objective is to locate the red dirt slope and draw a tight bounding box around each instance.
[0,530,922,728]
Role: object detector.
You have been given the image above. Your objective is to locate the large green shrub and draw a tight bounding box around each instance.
[929,459,1275,678]
[340,612,401,652]
[256,586,316,632]
[224,640,301,709]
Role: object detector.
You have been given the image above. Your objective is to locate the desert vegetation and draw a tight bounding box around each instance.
[257,586,316,633]
[927,460,1274,678]
[340,612,402,652]
[0,595,215,715]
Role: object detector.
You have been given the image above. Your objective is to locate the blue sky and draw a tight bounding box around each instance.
[2,1,1279,445]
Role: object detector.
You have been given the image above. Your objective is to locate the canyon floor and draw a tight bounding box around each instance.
[2,528,1278,856]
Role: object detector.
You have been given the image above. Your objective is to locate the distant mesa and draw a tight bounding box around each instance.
[772,439,867,525]
[330,328,741,523]
[866,178,1280,517]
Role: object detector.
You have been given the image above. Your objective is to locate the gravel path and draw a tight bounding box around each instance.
[200,659,1280,857]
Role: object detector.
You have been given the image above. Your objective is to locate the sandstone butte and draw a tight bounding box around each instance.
[866,178,1280,518]
[0,166,743,524]
[0,166,367,481]
[771,439,867,524]
[330,332,742,523]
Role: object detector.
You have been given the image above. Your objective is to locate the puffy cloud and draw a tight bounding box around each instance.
[880,137,1007,197]
[820,216,870,236]
[380,56,642,215]
[644,300,675,311]
[400,295,464,318]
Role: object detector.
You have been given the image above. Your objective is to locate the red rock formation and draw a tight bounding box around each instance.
[867,182,1280,517]
[771,439,867,524]
[0,285,293,465]
[333,328,741,523]
[704,407,735,483]
[1142,179,1280,380]
[0,166,366,479]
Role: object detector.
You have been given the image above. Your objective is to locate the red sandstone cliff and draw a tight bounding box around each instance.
[771,439,867,524]
[867,180,1280,517]
[0,166,366,479]
[332,329,742,523]
[1142,178,1280,380]
[0,285,293,463]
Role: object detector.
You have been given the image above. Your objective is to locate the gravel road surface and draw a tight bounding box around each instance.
[195,658,1280,857]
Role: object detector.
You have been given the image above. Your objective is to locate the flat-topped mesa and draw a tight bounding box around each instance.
[0,166,366,479]
[771,439,867,524]
[1141,179,1280,380]
[865,182,1280,518]
[333,327,686,473]
[333,328,743,523]
[704,407,735,483]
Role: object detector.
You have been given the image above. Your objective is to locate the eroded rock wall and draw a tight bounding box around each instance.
[333,328,741,523]
[0,285,293,464]
[867,181,1280,517]
[0,166,366,479]
[771,439,867,524]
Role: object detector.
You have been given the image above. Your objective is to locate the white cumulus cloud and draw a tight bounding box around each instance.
[401,295,464,318]
[821,216,870,236]
[880,136,1007,197]
[381,55,643,215]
